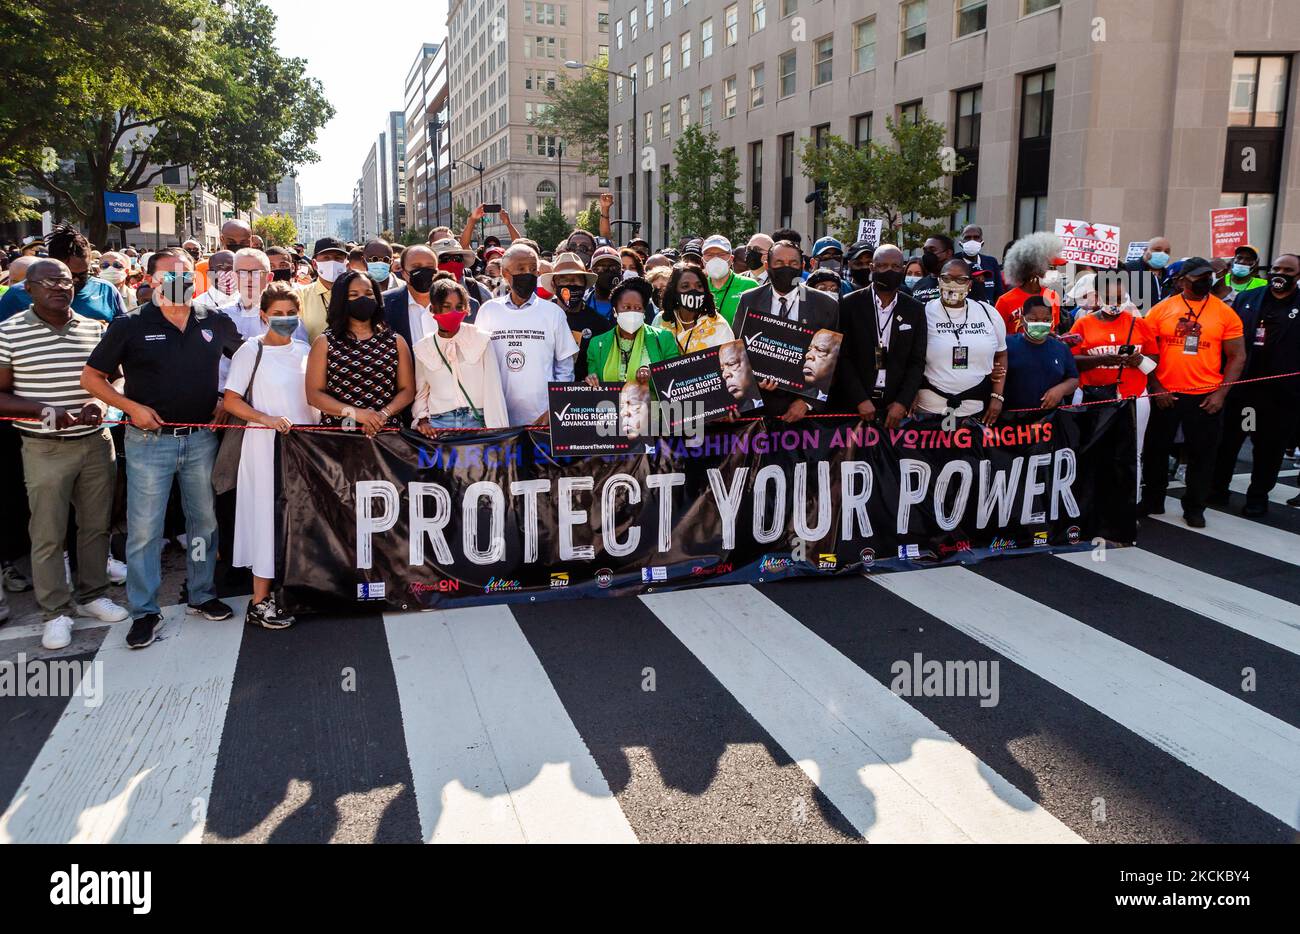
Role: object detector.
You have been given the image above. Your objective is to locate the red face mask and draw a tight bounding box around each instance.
[434,309,467,335]
[440,260,464,281]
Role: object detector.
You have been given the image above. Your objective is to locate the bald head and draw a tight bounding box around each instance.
[6,255,37,285]
[207,250,235,274]
[220,219,252,251]
[873,244,905,265]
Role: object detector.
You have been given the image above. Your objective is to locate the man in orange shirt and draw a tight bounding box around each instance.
[1139,257,1246,527]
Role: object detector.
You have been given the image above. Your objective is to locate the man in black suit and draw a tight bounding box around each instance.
[732,240,839,421]
[835,244,928,428]
[382,244,481,350]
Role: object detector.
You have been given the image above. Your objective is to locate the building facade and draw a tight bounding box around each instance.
[405,42,454,231]
[258,174,303,232]
[359,142,382,241]
[608,0,1300,257]
[446,0,611,244]
[387,111,408,237]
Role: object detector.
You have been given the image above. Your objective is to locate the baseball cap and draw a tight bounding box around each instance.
[1177,256,1213,277]
[844,239,875,262]
[702,234,732,254]
[590,245,622,266]
[312,237,346,257]
[812,236,844,257]
[682,238,704,258]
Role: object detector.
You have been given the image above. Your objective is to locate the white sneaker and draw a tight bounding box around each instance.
[106,556,128,585]
[42,615,74,650]
[75,597,130,622]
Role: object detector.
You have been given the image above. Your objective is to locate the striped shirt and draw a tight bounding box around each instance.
[0,309,107,437]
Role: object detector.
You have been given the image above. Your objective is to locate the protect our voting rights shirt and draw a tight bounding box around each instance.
[86,302,243,424]
[474,292,580,425]
[1003,333,1079,411]
[917,298,1006,416]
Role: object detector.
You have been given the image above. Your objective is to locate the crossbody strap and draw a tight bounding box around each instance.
[431,335,482,420]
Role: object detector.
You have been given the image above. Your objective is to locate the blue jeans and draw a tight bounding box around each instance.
[427,406,485,429]
[124,426,219,617]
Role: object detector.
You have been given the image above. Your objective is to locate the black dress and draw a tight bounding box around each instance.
[318,327,402,428]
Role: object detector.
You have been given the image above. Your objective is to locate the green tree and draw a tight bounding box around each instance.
[253,212,298,247]
[451,202,471,234]
[575,200,601,236]
[523,200,570,253]
[532,54,610,178]
[799,115,969,248]
[6,0,332,244]
[400,226,431,246]
[658,124,754,245]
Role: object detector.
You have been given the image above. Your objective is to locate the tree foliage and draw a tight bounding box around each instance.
[1,0,333,244]
[658,124,754,245]
[575,200,601,236]
[532,54,610,178]
[254,213,298,247]
[523,200,570,253]
[799,115,970,248]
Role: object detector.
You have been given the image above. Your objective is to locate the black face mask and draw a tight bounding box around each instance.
[1186,276,1213,298]
[769,266,801,292]
[271,268,293,282]
[744,249,763,271]
[595,268,620,292]
[347,295,377,322]
[678,290,706,312]
[407,267,436,293]
[849,266,874,287]
[920,251,943,276]
[511,273,538,299]
[872,268,904,291]
[1269,272,1297,293]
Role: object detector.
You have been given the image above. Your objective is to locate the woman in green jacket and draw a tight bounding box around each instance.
[583,276,679,388]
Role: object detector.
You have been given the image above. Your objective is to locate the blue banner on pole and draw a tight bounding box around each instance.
[103,191,140,225]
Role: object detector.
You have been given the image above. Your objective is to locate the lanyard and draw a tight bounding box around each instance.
[941,300,971,343]
[1179,294,1208,324]
[675,320,698,353]
[874,290,895,340]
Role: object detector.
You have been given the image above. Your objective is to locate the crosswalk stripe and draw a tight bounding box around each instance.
[1056,548,1300,657]
[641,586,1082,844]
[1159,496,1300,566]
[384,607,637,844]
[873,567,1300,831]
[1172,471,1300,505]
[0,602,246,843]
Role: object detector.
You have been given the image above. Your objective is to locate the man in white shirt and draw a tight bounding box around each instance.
[745,233,774,285]
[474,243,578,426]
[193,250,237,314]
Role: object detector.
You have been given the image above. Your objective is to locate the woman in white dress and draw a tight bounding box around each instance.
[221,284,319,628]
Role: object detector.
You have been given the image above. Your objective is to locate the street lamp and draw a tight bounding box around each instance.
[566,59,637,236]
[449,158,486,243]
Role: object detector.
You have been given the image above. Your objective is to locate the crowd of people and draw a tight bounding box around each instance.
[0,208,1297,652]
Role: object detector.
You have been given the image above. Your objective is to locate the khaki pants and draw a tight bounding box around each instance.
[20,430,116,620]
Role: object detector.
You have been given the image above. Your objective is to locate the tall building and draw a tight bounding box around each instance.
[258,174,303,231]
[608,0,1300,256]
[360,142,381,240]
[404,42,451,231]
[387,111,408,237]
[446,0,611,244]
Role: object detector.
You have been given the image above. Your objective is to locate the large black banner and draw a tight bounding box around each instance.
[277,405,1137,613]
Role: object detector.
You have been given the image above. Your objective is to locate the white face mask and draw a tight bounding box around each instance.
[100,267,126,284]
[961,240,982,257]
[315,259,345,281]
[616,310,645,334]
[705,257,730,281]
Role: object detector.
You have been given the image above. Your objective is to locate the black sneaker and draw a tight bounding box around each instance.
[1184,510,1207,529]
[187,598,234,621]
[127,614,161,649]
[1241,501,1268,518]
[246,596,294,631]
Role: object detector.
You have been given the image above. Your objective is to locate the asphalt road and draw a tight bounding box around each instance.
[1,465,1298,844]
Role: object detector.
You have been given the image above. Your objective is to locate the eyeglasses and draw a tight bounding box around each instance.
[102,261,126,270]
[939,274,972,285]
[32,277,74,289]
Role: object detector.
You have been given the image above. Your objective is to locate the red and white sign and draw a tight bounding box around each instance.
[1210,207,1250,257]
[1053,219,1122,268]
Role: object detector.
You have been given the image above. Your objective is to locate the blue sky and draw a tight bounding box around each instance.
[266,0,449,205]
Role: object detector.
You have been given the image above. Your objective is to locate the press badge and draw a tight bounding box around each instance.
[1179,319,1201,355]
[952,344,970,369]
[1255,325,1267,347]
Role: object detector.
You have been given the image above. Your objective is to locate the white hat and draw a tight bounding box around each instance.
[702,234,732,254]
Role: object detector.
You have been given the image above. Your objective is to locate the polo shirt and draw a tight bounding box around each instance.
[0,277,123,324]
[709,271,759,326]
[1003,334,1079,411]
[298,278,334,343]
[0,309,107,437]
[1143,292,1243,395]
[86,302,243,424]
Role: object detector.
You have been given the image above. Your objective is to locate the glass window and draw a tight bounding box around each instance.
[662,103,672,138]
[1017,195,1047,234]
[725,4,738,46]
[750,63,765,108]
[749,141,763,221]
[702,19,714,57]
[899,100,923,125]
[1230,55,1291,128]
[681,32,691,69]
[1020,68,1054,139]
[955,86,982,149]
[853,18,876,73]
[853,112,872,147]
[662,43,672,79]
[724,76,737,118]
[1023,0,1059,14]
[956,0,987,36]
[646,0,654,29]
[900,0,927,56]
[631,8,639,39]
[779,49,796,97]
[814,35,833,86]
[780,0,797,15]
[664,0,672,17]
[645,110,654,143]
[599,12,609,33]
[752,0,766,32]
[644,53,654,87]
[701,86,713,126]
[680,94,691,129]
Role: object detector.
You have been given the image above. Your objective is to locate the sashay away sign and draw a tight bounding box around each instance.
[277,405,1137,612]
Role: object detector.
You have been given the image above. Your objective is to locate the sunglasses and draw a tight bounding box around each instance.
[102,261,126,270]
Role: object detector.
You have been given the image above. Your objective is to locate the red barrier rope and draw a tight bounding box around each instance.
[3,369,1297,433]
